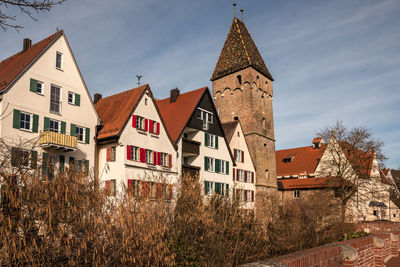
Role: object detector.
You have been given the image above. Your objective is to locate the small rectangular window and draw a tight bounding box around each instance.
[238,170,244,182]
[75,126,84,142]
[145,149,153,164]
[130,146,139,161]
[293,190,300,199]
[68,92,74,104]
[49,119,60,133]
[110,147,116,162]
[19,112,32,131]
[11,147,30,167]
[50,85,61,114]
[36,81,43,94]
[56,52,63,70]
[207,157,215,172]
[161,153,168,167]
[136,116,146,130]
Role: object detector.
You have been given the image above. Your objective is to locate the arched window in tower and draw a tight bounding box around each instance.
[262,118,267,131]
[234,116,238,121]
[237,75,242,85]
[265,169,269,180]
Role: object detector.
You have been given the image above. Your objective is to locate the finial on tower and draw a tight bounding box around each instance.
[233,2,237,18]
[240,9,244,22]
[136,75,142,86]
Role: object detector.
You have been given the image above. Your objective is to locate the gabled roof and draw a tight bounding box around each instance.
[276,145,327,177]
[221,121,239,142]
[156,87,207,144]
[278,177,339,190]
[0,31,62,92]
[96,85,148,140]
[211,18,273,81]
[380,168,392,185]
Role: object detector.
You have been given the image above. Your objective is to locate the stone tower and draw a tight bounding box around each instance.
[211,17,277,196]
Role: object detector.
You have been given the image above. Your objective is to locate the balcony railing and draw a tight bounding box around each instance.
[39,130,77,151]
[182,138,200,156]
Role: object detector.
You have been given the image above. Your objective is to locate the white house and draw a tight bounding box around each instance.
[157,87,235,198]
[222,120,256,209]
[95,85,178,198]
[0,31,99,177]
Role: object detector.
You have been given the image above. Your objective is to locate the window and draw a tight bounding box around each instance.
[197,108,213,130]
[30,78,43,94]
[106,147,116,162]
[56,52,63,70]
[130,146,139,161]
[394,214,396,218]
[373,210,378,216]
[220,160,225,174]
[205,133,218,149]
[206,157,214,172]
[245,171,252,183]
[205,181,214,196]
[75,126,84,142]
[282,157,293,163]
[68,92,74,104]
[50,85,61,114]
[234,149,243,163]
[20,112,32,131]
[145,98,148,105]
[36,81,43,94]
[293,190,300,199]
[11,147,30,167]
[246,190,252,202]
[145,149,153,164]
[105,179,116,196]
[238,169,244,182]
[68,92,80,106]
[136,116,146,130]
[161,153,169,167]
[49,119,60,133]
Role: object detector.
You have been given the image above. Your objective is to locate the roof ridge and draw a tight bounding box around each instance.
[234,18,251,65]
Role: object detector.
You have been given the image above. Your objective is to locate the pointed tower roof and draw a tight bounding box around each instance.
[211,18,273,81]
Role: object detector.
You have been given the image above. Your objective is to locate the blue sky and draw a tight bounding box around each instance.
[1,0,400,168]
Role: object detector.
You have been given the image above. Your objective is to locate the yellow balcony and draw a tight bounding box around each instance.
[39,131,77,151]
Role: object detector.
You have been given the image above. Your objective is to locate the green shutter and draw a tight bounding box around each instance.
[30,78,37,92]
[215,183,221,195]
[205,181,209,194]
[226,161,229,175]
[70,124,76,136]
[32,114,39,133]
[11,147,18,167]
[44,117,50,131]
[75,94,81,106]
[215,136,218,149]
[59,155,65,172]
[226,184,229,197]
[84,160,89,175]
[61,121,66,134]
[204,132,209,146]
[85,127,90,144]
[42,152,48,176]
[13,109,20,129]
[204,156,209,171]
[215,159,220,173]
[31,150,38,169]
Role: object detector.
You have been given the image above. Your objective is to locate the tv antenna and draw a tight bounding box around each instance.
[136,75,142,86]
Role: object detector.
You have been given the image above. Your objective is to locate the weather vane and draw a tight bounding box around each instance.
[233,2,237,18]
[136,75,142,86]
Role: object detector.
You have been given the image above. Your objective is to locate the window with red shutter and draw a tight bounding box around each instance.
[156,122,160,135]
[144,119,148,131]
[157,152,161,165]
[105,180,110,195]
[243,190,247,202]
[132,115,137,128]
[106,147,111,162]
[127,179,133,189]
[140,148,146,163]
[127,145,131,160]
[152,151,157,165]
[149,120,153,133]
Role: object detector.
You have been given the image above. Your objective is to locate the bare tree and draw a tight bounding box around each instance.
[0,0,66,31]
[317,121,387,224]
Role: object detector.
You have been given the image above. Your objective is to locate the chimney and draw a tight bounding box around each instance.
[170,88,180,103]
[312,137,324,149]
[94,93,102,104]
[23,38,32,51]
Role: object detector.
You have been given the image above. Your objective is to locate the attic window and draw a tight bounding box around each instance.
[282,157,293,163]
[145,98,148,105]
[237,75,242,85]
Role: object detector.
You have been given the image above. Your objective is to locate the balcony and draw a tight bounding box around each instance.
[182,138,200,156]
[39,130,77,151]
[182,164,200,179]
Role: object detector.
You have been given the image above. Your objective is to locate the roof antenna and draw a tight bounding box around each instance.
[56,27,59,32]
[233,2,237,18]
[240,9,244,22]
[136,75,142,86]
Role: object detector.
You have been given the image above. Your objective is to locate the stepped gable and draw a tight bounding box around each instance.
[276,145,327,177]
[211,17,273,81]
[0,31,62,92]
[96,85,148,139]
[156,87,207,144]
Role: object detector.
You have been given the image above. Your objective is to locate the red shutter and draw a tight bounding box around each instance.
[105,180,110,195]
[132,115,137,128]
[251,172,254,183]
[140,148,146,163]
[233,168,236,181]
[236,169,239,181]
[106,147,111,162]
[128,179,133,189]
[156,122,160,135]
[157,152,161,166]
[241,151,244,162]
[152,151,156,165]
[251,191,254,202]
[142,181,148,197]
[127,145,131,160]
[168,184,173,200]
[243,190,247,202]
[168,154,172,168]
[233,149,237,161]
[149,120,153,133]
[144,119,148,131]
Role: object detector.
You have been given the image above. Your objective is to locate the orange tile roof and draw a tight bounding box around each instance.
[0,31,62,92]
[96,85,148,140]
[278,177,339,190]
[156,87,207,144]
[276,145,327,177]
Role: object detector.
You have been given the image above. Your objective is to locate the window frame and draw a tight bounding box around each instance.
[19,111,32,132]
[293,190,300,199]
[50,84,62,115]
[136,116,146,131]
[238,169,244,182]
[49,118,60,133]
[161,152,168,167]
[36,81,43,95]
[145,149,153,164]
[130,146,139,161]
[68,91,75,105]
[235,149,243,162]
[207,157,215,172]
[56,51,63,70]
[75,125,85,143]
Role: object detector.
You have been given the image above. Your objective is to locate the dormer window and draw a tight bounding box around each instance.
[197,108,213,130]
[282,157,293,163]
[56,52,63,70]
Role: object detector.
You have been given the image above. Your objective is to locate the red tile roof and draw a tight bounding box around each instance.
[0,31,62,92]
[312,137,322,144]
[96,85,148,140]
[278,177,339,190]
[156,87,207,144]
[276,145,327,177]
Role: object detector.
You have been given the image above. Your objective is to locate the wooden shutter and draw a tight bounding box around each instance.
[156,122,160,135]
[132,115,137,128]
[85,127,90,144]
[32,114,39,133]
[144,119,148,131]
[106,147,111,161]
[74,94,80,106]
[156,183,163,199]
[59,155,65,172]
[241,151,244,162]
[204,181,209,194]
[157,152,161,166]
[13,109,20,129]
[42,152,48,176]
[251,191,254,202]
[215,135,218,149]
[233,168,236,181]
[215,183,221,195]
[236,169,240,181]
[30,78,37,92]
[152,151,156,165]
[205,132,209,146]
[226,161,229,175]
[105,180,111,195]
[61,121,66,134]
[142,181,149,197]
[127,145,132,160]
[251,172,254,183]
[31,150,38,169]
[233,149,237,161]
[127,179,133,190]
[215,159,220,173]
[243,190,247,202]
[168,185,173,200]
[84,160,89,175]
[225,184,229,197]
[44,117,50,131]
[70,123,76,136]
[168,154,172,168]
[140,148,146,162]
[204,156,209,171]
[149,120,154,133]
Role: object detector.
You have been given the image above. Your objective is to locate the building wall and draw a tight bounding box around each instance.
[212,67,277,195]
[1,34,99,173]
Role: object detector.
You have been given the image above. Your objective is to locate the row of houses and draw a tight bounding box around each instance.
[0,30,257,209]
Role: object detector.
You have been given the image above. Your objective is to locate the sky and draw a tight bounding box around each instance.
[1,0,400,168]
